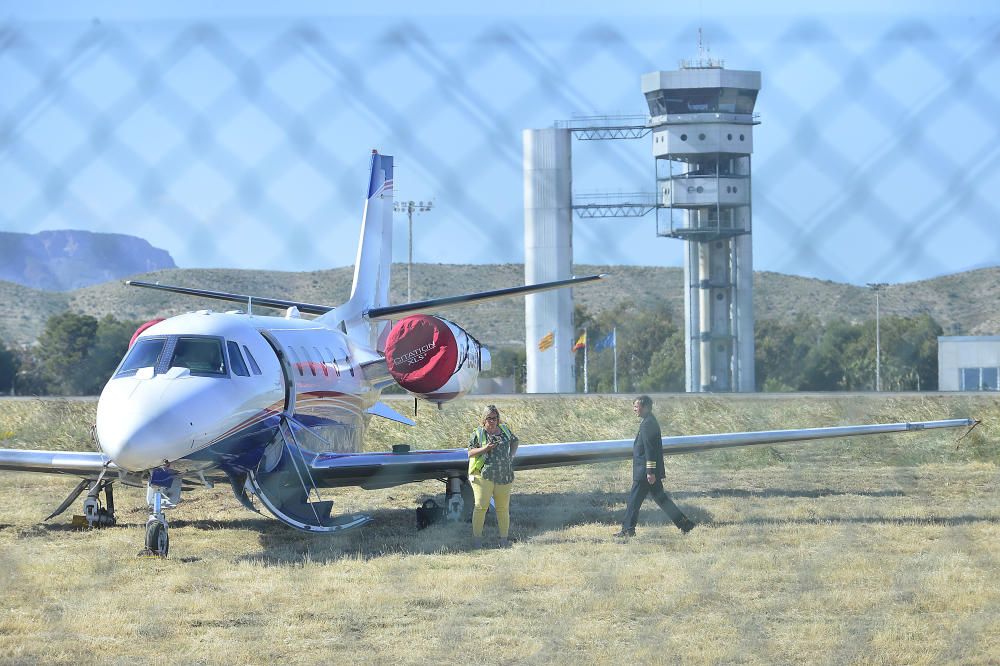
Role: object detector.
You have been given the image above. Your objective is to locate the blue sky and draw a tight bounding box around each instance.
[2,1,998,285]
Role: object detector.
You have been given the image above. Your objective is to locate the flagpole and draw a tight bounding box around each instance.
[554,329,559,392]
[612,327,618,393]
[583,327,588,394]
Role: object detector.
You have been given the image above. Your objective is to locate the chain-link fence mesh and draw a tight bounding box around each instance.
[3,12,998,284]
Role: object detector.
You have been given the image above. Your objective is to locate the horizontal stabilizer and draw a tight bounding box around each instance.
[125,280,335,316]
[367,274,605,320]
[367,401,416,426]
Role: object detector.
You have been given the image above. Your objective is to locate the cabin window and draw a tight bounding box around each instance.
[116,338,167,377]
[287,347,304,376]
[170,337,226,376]
[325,347,340,376]
[300,346,317,376]
[314,347,329,376]
[227,341,250,377]
[243,345,261,375]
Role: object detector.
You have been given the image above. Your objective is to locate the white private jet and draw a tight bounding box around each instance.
[0,151,977,556]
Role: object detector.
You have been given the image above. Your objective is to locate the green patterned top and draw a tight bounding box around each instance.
[468,425,518,484]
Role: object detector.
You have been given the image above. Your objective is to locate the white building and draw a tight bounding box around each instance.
[938,336,1000,391]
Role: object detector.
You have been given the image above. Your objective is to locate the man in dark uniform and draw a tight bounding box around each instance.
[615,395,695,538]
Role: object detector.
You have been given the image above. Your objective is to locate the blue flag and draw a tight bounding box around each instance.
[594,329,616,351]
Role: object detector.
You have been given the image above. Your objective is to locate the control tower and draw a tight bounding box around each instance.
[642,61,760,392]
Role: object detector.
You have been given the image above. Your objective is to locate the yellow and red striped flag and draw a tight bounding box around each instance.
[537,331,554,352]
[573,331,587,351]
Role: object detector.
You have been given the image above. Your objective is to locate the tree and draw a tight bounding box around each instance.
[583,299,681,393]
[12,347,48,396]
[755,316,822,391]
[638,325,685,392]
[36,312,99,395]
[32,313,141,395]
[0,341,19,395]
[753,314,943,392]
[80,315,141,394]
[482,346,526,392]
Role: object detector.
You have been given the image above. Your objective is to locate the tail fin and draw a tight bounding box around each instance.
[326,151,394,346]
[350,150,394,309]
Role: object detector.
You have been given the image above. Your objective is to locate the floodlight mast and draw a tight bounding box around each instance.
[393,200,434,302]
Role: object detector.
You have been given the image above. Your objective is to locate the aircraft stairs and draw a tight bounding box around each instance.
[245,417,371,532]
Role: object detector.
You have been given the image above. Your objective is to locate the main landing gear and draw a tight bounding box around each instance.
[82,479,117,528]
[417,475,473,530]
[47,476,117,528]
[445,475,473,522]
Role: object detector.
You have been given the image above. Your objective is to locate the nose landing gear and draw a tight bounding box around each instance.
[139,489,169,557]
[137,476,180,557]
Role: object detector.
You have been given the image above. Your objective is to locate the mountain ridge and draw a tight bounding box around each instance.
[0,230,176,291]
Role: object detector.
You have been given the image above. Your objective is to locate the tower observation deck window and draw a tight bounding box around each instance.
[645,88,758,116]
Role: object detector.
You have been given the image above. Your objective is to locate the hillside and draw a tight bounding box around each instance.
[1,263,998,348]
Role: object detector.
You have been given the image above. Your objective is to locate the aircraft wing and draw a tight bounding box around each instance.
[365,274,605,320]
[125,280,335,315]
[0,449,116,477]
[308,418,976,490]
[125,274,604,320]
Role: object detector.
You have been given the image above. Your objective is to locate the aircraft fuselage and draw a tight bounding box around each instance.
[96,310,381,476]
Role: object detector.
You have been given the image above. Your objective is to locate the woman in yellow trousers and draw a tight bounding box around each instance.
[467,404,519,548]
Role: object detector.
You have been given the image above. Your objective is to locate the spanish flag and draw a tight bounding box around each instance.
[538,331,554,352]
[573,331,587,351]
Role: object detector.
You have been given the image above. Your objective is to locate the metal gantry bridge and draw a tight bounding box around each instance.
[571,192,658,218]
[555,115,659,219]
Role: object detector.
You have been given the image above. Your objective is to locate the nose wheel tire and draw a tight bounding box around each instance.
[141,520,169,557]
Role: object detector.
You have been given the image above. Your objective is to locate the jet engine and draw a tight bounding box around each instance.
[384,315,490,402]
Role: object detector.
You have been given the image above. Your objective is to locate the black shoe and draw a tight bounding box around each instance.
[614,529,635,538]
[678,519,696,534]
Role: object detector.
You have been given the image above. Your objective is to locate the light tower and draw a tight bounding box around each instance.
[643,58,760,392]
[393,200,434,303]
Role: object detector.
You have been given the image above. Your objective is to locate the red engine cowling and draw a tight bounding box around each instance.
[384,315,490,402]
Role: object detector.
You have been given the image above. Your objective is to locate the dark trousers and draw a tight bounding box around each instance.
[621,479,689,531]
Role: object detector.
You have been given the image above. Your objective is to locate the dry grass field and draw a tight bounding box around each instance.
[1,394,998,665]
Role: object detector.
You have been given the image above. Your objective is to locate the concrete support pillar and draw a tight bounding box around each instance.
[523,128,575,393]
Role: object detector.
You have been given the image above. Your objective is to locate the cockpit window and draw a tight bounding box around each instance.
[243,345,261,375]
[116,338,166,378]
[227,341,250,377]
[170,337,226,376]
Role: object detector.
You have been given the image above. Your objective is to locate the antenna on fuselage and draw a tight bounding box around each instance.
[248,296,253,316]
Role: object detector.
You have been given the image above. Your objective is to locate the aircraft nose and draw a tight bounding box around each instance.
[96,381,196,471]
